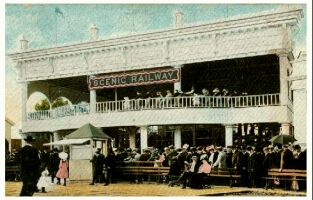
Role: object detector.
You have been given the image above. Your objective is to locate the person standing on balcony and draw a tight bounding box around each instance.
[173,89,183,106]
[144,91,151,108]
[164,90,174,107]
[201,88,209,106]
[135,91,143,109]
[19,136,40,196]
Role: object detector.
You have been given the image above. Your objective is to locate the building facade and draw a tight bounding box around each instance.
[8,8,305,151]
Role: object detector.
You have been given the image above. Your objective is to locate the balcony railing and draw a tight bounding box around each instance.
[27,93,280,120]
[27,103,90,120]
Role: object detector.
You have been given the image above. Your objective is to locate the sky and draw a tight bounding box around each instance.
[5,3,307,124]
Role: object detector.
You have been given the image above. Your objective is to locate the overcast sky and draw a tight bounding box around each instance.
[5,4,307,123]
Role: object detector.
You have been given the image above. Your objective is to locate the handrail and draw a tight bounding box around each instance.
[27,93,280,120]
[96,93,280,113]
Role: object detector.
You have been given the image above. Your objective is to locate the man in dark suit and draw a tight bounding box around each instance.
[90,148,105,185]
[19,136,40,196]
[48,148,60,183]
[104,148,116,185]
[240,146,249,187]
[247,146,258,188]
[170,155,201,189]
[293,145,306,190]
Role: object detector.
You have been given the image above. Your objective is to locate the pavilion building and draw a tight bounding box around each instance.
[8,7,306,152]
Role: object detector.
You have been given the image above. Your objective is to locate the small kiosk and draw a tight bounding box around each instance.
[44,123,111,181]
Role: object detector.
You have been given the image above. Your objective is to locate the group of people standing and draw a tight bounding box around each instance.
[112,142,306,190]
[18,136,69,196]
[90,148,115,186]
[125,86,245,110]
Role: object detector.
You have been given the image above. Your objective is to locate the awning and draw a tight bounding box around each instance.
[43,138,90,146]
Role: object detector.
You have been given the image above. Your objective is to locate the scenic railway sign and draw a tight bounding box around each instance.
[88,68,180,90]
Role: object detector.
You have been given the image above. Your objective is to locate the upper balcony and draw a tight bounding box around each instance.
[23,93,293,132]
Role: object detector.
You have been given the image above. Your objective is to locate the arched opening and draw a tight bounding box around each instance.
[51,96,73,108]
[27,92,51,112]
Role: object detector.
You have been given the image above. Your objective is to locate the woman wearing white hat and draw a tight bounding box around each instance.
[56,151,69,186]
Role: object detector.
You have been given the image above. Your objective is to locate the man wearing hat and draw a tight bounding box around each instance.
[48,148,60,184]
[170,155,201,189]
[19,135,40,196]
[293,144,306,190]
[90,148,105,185]
[212,146,227,169]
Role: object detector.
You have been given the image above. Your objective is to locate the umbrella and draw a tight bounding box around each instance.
[269,135,296,144]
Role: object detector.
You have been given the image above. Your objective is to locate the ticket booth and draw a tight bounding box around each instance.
[44,123,111,181]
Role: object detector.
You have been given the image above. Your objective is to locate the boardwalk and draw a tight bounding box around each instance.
[5,181,306,196]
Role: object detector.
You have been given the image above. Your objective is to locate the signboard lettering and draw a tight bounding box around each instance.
[89,68,180,90]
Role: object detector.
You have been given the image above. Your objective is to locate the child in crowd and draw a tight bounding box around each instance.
[37,167,51,193]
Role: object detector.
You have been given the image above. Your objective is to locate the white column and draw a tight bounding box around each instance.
[280,123,291,135]
[140,126,148,153]
[279,53,289,105]
[225,125,234,147]
[174,126,182,148]
[241,124,245,136]
[174,65,182,92]
[53,131,61,150]
[129,129,136,150]
[49,133,53,150]
[21,81,28,122]
[90,89,96,113]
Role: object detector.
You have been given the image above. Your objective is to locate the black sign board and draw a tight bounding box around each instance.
[89,68,180,90]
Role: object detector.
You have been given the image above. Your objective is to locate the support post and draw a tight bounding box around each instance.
[279,53,289,105]
[174,126,182,148]
[21,81,28,122]
[140,126,148,153]
[129,128,136,150]
[225,124,234,147]
[53,131,61,150]
[90,89,97,113]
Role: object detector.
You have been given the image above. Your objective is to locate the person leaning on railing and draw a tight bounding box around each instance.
[155,91,164,108]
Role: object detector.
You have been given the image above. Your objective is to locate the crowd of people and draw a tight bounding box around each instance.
[112,142,306,190]
[7,136,70,196]
[123,87,245,109]
[7,135,307,195]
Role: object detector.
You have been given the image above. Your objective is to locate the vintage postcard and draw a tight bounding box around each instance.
[3,2,310,198]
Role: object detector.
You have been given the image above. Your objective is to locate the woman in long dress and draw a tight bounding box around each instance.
[56,152,69,186]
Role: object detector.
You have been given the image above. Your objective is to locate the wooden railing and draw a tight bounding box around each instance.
[27,94,280,120]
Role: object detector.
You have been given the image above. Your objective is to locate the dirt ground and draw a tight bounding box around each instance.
[5,181,306,197]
